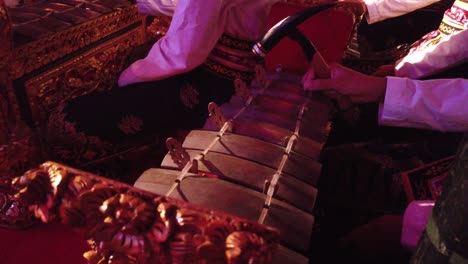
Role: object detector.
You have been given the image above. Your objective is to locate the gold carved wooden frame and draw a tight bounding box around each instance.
[24,27,147,126]
[7,5,144,80]
[8,161,280,264]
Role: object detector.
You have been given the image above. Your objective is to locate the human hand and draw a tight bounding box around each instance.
[302,62,387,103]
[118,68,130,87]
[372,64,395,77]
[118,54,139,87]
[118,62,139,87]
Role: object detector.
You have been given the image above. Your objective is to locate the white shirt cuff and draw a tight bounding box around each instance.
[363,0,383,24]
[379,77,409,126]
[136,0,176,16]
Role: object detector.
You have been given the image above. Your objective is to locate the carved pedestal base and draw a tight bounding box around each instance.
[8,161,280,264]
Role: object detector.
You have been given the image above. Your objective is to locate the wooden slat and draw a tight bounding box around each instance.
[135,168,315,254]
[203,119,327,158]
[182,130,322,179]
[160,149,319,212]
[216,94,331,129]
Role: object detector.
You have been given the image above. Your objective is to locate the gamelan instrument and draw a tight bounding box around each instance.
[135,4,340,260]
[135,65,334,263]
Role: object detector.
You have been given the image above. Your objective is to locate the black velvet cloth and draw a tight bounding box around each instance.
[63,66,235,144]
[45,63,236,168]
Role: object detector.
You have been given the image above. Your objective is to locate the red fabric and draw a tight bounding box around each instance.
[265,2,355,74]
[0,221,89,264]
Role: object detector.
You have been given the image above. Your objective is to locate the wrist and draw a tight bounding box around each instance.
[373,76,387,102]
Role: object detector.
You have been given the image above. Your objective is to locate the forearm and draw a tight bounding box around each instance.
[363,0,439,24]
[395,29,468,79]
[137,0,177,16]
[379,77,468,132]
[118,0,225,86]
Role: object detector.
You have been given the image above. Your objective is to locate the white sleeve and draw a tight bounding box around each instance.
[395,30,468,79]
[379,77,468,132]
[401,200,434,251]
[118,0,226,86]
[136,0,177,16]
[363,0,440,24]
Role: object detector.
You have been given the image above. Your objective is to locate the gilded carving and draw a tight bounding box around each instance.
[145,15,172,42]
[0,190,36,229]
[0,136,42,179]
[0,0,12,60]
[25,28,146,126]
[0,69,32,145]
[0,136,42,229]
[0,0,13,144]
[9,161,280,263]
[8,6,144,80]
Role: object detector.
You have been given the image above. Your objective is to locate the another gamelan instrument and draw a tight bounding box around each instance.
[9,161,281,263]
[0,0,164,231]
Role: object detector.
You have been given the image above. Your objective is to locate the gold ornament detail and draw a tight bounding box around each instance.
[7,6,143,80]
[146,15,172,42]
[9,161,280,264]
[0,0,12,61]
[24,28,146,126]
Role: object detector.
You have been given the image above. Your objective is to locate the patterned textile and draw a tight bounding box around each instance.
[408,0,467,53]
[400,155,455,201]
[46,34,258,168]
[349,1,454,74]
[357,0,454,56]
[204,33,263,83]
[402,0,468,79]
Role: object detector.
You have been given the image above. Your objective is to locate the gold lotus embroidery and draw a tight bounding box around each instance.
[180,83,199,109]
[117,115,143,135]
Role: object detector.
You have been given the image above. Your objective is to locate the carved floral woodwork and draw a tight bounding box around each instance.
[0,135,42,178]
[9,161,280,264]
[0,0,12,59]
[145,15,171,42]
[0,0,12,144]
[0,0,40,223]
[7,5,144,80]
[0,136,42,229]
[24,28,147,126]
[0,185,36,229]
[0,2,151,221]
[0,68,32,145]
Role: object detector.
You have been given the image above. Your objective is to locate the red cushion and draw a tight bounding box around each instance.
[0,222,89,264]
[266,2,355,74]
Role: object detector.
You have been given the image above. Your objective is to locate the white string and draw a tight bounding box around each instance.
[165,78,271,196]
[165,71,311,225]
[258,91,311,224]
